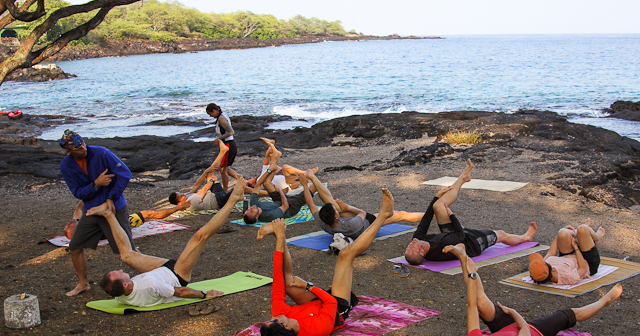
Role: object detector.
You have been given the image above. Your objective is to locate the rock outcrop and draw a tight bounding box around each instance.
[1,110,639,209]
[605,100,640,121]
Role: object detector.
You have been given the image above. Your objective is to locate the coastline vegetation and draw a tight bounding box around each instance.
[16,0,350,47]
[444,131,481,144]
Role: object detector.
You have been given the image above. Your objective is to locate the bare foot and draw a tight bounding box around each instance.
[86,202,111,217]
[523,222,538,241]
[260,137,276,145]
[229,175,245,203]
[596,227,605,241]
[311,167,319,174]
[603,283,623,306]
[582,218,592,226]
[460,159,474,183]
[442,243,467,259]
[66,283,90,296]
[378,188,394,220]
[256,223,274,241]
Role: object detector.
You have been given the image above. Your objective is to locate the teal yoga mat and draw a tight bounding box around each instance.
[86,271,272,314]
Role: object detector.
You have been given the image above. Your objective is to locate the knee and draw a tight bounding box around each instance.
[576,224,590,236]
[557,228,573,241]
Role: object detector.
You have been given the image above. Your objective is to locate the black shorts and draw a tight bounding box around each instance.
[483,302,576,336]
[325,289,359,328]
[365,213,377,225]
[210,182,233,208]
[268,190,307,218]
[69,205,134,254]
[463,229,497,257]
[221,140,237,167]
[162,259,189,287]
[561,246,601,276]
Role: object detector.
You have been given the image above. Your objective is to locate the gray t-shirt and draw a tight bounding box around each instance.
[186,192,218,211]
[313,211,370,240]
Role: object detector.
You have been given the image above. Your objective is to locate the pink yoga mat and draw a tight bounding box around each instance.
[391,242,540,272]
[236,295,440,336]
[46,220,190,247]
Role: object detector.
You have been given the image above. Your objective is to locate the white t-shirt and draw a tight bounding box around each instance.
[257,165,289,192]
[186,192,219,211]
[115,267,182,307]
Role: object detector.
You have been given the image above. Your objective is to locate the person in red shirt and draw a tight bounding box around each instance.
[443,243,622,336]
[259,187,396,336]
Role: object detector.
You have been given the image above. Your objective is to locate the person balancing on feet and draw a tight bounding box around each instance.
[444,243,622,336]
[258,188,396,336]
[88,176,246,307]
[404,159,537,264]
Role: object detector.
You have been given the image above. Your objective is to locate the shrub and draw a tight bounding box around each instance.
[444,131,481,144]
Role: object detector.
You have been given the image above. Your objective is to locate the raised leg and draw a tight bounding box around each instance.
[443,244,497,322]
[556,228,577,254]
[330,188,394,303]
[495,222,537,245]
[305,170,338,209]
[381,211,424,225]
[172,176,246,281]
[67,249,90,296]
[576,220,604,252]
[572,283,622,321]
[434,159,473,224]
[86,203,167,274]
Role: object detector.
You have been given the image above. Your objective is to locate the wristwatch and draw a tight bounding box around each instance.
[92,181,100,190]
[201,290,207,299]
[305,282,314,291]
[267,168,272,174]
[468,272,478,280]
[209,178,215,183]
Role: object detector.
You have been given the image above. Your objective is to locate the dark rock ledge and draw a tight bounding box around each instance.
[1,109,639,209]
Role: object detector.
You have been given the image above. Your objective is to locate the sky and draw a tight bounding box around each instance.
[145,0,640,36]
[64,0,640,36]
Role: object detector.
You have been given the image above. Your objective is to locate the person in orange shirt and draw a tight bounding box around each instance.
[259,186,396,336]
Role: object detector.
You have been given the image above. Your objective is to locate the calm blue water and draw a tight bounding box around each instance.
[2,34,640,140]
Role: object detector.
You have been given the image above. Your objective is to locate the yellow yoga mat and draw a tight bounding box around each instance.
[499,257,640,297]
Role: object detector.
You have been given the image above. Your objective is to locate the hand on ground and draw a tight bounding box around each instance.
[205,289,224,298]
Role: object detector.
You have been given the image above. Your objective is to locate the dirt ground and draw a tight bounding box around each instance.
[1,136,639,335]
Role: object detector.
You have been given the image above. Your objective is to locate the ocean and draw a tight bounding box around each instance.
[2,34,639,141]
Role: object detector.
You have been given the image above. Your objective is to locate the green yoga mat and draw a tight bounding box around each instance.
[86,271,272,314]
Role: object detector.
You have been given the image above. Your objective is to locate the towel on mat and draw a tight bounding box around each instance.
[388,242,547,274]
[236,295,440,336]
[231,205,314,227]
[47,220,190,247]
[421,176,528,192]
[500,257,640,297]
[287,224,416,251]
[86,271,271,314]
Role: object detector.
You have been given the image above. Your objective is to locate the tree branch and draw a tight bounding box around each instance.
[0,0,39,29]
[30,6,112,64]
[3,0,45,22]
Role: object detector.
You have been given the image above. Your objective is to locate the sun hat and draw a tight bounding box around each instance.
[59,129,84,150]
[528,253,550,282]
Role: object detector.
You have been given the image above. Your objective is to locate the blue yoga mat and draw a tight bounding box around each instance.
[286,223,416,251]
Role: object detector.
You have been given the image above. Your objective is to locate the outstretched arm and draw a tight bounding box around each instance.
[189,167,213,193]
[139,201,191,221]
[174,287,223,299]
[195,173,216,200]
[276,186,289,214]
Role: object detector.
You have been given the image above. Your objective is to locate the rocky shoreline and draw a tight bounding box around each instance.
[1,108,639,209]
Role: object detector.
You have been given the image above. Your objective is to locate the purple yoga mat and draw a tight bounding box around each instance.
[392,242,540,272]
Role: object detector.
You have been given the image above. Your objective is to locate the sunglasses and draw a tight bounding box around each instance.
[269,319,284,328]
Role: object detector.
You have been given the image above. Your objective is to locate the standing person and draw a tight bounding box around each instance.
[59,130,134,296]
[206,103,238,191]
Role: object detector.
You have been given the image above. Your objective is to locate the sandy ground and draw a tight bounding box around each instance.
[1,135,639,335]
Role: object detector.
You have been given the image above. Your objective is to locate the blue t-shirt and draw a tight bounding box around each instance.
[249,193,284,222]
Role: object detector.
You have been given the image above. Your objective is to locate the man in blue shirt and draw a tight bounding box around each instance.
[59,130,134,296]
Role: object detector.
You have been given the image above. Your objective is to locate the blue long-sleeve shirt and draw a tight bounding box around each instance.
[60,145,131,213]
